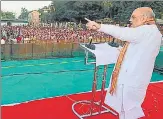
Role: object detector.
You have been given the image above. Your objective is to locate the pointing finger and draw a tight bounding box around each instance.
[85,18,91,22]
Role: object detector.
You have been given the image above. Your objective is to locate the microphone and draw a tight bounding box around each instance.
[108,38,119,47]
[85,36,95,50]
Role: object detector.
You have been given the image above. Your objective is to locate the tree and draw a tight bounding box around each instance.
[18,7,29,20]
[40,1,163,23]
[1,11,16,19]
[103,1,163,23]
[50,1,105,23]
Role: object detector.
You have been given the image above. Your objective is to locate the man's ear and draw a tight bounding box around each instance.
[142,16,148,24]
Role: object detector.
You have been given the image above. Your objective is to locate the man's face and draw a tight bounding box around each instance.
[129,10,145,28]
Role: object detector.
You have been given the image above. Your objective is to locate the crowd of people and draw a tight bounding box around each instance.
[1,24,115,45]
[1,22,163,45]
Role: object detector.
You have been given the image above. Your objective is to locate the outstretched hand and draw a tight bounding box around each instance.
[85,18,101,30]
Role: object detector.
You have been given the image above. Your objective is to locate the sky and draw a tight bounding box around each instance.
[1,1,52,18]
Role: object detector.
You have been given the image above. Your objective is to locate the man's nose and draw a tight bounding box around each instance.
[127,20,131,25]
[129,18,132,22]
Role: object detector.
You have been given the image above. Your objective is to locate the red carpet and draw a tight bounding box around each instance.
[2,82,163,119]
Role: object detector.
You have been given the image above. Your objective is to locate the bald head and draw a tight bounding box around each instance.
[135,7,155,19]
[130,7,155,27]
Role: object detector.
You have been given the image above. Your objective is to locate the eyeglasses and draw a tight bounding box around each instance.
[130,14,144,21]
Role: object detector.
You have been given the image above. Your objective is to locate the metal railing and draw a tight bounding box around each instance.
[1,38,124,61]
[1,41,83,61]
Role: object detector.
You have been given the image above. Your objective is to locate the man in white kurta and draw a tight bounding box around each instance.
[85,7,162,119]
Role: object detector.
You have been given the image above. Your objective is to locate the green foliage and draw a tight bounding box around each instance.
[18,8,29,20]
[1,11,16,19]
[39,1,163,23]
[50,1,105,23]
[109,1,163,22]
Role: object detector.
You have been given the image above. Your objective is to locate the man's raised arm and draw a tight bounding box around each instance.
[85,18,145,43]
[98,24,145,43]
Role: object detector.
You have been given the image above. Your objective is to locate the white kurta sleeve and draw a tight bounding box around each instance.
[98,24,146,43]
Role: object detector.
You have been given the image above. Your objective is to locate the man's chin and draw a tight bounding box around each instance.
[130,24,134,27]
[130,24,137,28]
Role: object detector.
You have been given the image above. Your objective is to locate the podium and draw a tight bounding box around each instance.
[72,43,120,119]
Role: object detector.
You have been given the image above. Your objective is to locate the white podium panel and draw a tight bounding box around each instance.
[80,43,120,66]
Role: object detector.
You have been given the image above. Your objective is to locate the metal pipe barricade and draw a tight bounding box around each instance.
[72,43,118,119]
